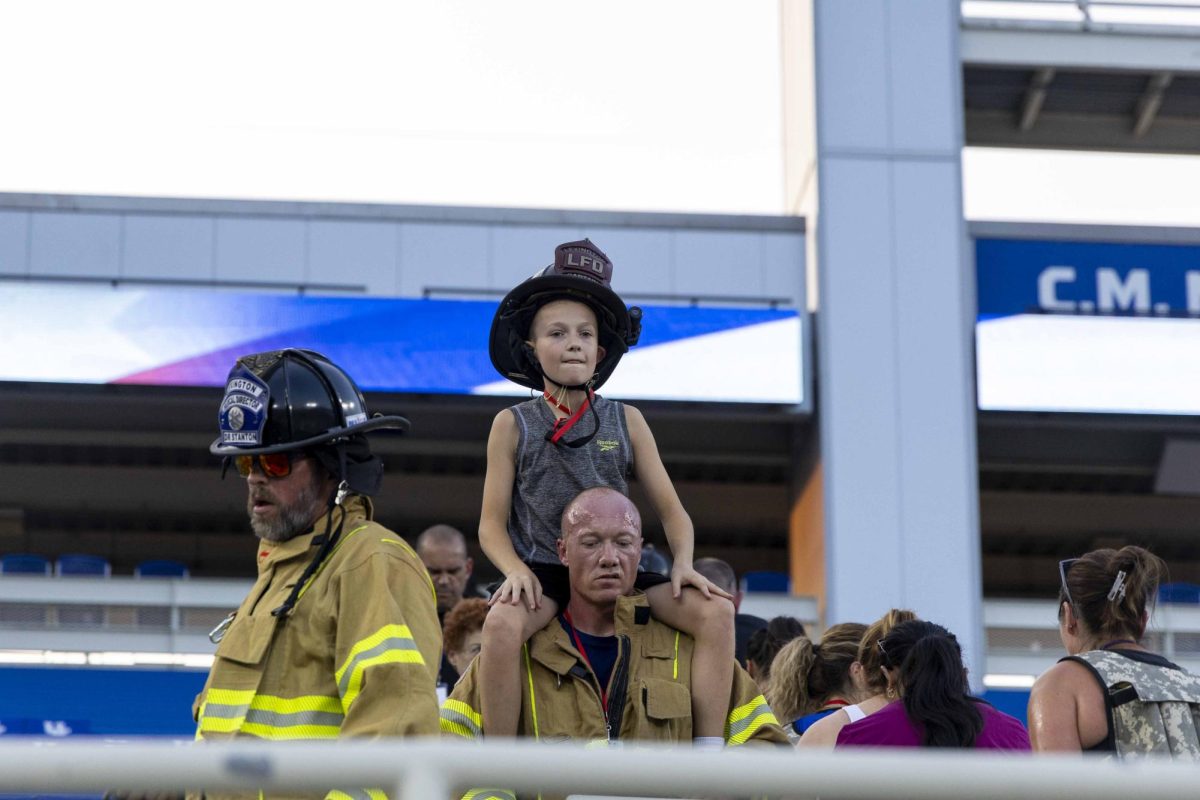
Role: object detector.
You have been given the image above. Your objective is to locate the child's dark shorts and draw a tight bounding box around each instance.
[527,562,670,609]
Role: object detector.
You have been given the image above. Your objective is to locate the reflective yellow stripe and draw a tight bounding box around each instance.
[440,719,478,739]
[724,695,779,746]
[673,630,680,680]
[238,721,341,740]
[461,790,516,800]
[443,699,482,727]
[197,691,344,739]
[335,624,425,710]
[326,789,389,800]
[440,699,483,739]
[523,643,539,741]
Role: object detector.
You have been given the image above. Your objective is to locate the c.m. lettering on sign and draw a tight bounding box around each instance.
[1037,266,1200,316]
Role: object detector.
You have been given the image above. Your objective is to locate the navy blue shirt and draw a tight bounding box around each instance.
[560,616,619,692]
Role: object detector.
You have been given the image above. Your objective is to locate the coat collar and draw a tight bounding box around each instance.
[529,591,675,674]
[255,495,373,571]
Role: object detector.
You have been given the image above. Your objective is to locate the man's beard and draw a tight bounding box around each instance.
[249,477,328,543]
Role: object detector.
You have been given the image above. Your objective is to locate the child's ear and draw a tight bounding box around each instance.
[596,344,606,362]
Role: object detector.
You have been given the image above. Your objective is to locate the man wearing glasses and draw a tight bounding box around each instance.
[195,349,441,795]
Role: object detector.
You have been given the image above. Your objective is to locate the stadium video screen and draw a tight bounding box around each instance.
[0,286,806,406]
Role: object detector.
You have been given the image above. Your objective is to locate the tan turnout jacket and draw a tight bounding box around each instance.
[193,496,441,799]
[441,592,787,800]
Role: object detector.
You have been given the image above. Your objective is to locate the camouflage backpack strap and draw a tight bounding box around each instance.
[1069,650,1200,759]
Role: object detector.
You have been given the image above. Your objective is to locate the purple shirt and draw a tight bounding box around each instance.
[836,700,1031,751]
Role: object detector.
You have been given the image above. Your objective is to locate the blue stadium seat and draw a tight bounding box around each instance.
[0,553,51,575]
[54,554,111,578]
[1159,582,1200,605]
[134,559,190,579]
[740,570,791,594]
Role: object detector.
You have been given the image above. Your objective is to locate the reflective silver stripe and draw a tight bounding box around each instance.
[337,636,422,695]
[244,708,345,728]
[201,703,249,720]
[727,698,773,740]
[440,707,482,738]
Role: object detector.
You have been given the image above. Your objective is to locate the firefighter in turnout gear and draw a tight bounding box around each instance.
[195,349,441,799]
[442,488,787,800]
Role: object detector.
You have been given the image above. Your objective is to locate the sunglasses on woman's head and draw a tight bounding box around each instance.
[1059,558,1081,607]
[234,452,305,479]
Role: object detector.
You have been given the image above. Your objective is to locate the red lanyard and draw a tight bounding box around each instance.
[547,390,593,445]
[563,610,607,712]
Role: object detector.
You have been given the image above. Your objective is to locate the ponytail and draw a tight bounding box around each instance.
[1061,545,1167,642]
[765,637,816,723]
[880,620,982,748]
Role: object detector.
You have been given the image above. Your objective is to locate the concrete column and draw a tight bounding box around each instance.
[794,0,984,683]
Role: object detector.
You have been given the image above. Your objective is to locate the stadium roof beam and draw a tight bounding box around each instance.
[962,16,1200,154]
[1018,68,1055,131]
[1133,71,1174,138]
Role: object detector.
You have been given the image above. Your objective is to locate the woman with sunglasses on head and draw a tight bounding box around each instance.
[837,619,1029,750]
[1028,546,1200,757]
[797,608,916,747]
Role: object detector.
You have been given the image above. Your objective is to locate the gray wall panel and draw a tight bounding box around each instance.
[815,0,890,151]
[214,218,306,285]
[1,196,805,306]
[586,228,674,296]
[398,222,491,297]
[308,219,398,295]
[887,1,961,153]
[673,230,765,298]
[122,215,214,281]
[0,211,29,276]
[30,212,122,278]
[490,225,587,290]
[761,232,805,303]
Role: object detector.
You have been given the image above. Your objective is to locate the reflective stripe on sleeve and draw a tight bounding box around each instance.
[724,694,779,745]
[335,624,426,711]
[326,789,389,800]
[460,790,517,800]
[440,699,483,739]
[197,690,344,739]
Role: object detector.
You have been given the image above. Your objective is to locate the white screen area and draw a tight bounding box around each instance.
[976,314,1200,415]
[0,1,784,215]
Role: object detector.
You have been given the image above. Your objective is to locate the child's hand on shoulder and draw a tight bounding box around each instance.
[669,562,734,601]
[489,564,543,611]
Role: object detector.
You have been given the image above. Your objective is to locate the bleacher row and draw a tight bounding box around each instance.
[0,554,189,579]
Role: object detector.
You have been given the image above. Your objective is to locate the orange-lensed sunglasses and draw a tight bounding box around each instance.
[234,452,306,479]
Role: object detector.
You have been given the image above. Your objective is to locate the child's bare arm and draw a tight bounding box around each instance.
[479,410,542,610]
[625,405,732,601]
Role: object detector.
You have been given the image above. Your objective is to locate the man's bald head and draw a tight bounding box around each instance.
[560,487,642,542]
[416,524,473,614]
[557,488,643,607]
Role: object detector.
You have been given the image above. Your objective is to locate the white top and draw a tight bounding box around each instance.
[843,703,867,723]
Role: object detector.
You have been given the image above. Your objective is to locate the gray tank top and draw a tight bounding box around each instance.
[508,395,633,564]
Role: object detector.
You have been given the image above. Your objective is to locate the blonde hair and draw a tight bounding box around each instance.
[858,608,918,693]
[765,622,867,722]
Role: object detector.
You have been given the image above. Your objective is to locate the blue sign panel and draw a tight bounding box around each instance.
[975,237,1200,415]
[977,238,1200,319]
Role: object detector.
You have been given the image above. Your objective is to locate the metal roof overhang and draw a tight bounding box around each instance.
[962,19,1200,154]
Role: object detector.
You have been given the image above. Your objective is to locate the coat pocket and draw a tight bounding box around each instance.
[636,677,692,741]
[215,613,277,666]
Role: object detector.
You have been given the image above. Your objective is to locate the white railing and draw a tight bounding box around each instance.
[0,740,1198,800]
